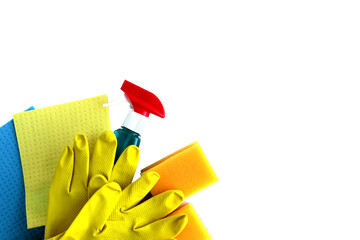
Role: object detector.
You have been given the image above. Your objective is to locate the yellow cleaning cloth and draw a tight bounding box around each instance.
[13,95,110,228]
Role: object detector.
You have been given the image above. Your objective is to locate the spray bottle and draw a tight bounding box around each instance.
[113,80,165,161]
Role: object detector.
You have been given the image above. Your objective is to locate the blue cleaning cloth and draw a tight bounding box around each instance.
[0,107,45,239]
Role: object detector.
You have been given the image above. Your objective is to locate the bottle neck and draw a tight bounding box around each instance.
[122,110,148,135]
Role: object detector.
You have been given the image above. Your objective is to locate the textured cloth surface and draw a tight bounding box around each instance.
[0,107,45,239]
[13,95,110,228]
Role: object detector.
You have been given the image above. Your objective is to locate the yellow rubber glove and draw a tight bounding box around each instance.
[45,130,139,239]
[87,131,146,220]
[87,131,140,199]
[46,172,188,240]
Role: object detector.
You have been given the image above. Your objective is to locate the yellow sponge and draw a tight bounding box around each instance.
[169,202,212,240]
[141,142,218,198]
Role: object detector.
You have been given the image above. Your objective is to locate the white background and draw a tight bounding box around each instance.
[1,1,360,239]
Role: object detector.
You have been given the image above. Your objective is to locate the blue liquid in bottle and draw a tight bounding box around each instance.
[114,127,141,161]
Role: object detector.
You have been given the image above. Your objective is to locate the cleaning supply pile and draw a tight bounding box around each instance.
[0,80,218,240]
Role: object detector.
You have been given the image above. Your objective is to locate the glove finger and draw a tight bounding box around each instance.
[66,182,121,237]
[129,190,184,227]
[89,130,117,181]
[45,146,74,239]
[50,146,74,194]
[113,172,159,216]
[88,174,109,199]
[136,214,188,239]
[72,134,89,190]
[110,145,140,189]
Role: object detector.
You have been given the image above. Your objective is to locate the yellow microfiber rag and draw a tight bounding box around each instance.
[141,141,219,198]
[13,95,110,228]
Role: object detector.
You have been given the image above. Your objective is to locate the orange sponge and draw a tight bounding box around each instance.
[169,202,212,240]
[141,141,218,198]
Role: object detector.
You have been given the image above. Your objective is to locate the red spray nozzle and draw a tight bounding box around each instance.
[121,80,165,118]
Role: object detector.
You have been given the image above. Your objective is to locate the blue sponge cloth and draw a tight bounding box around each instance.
[0,107,44,239]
